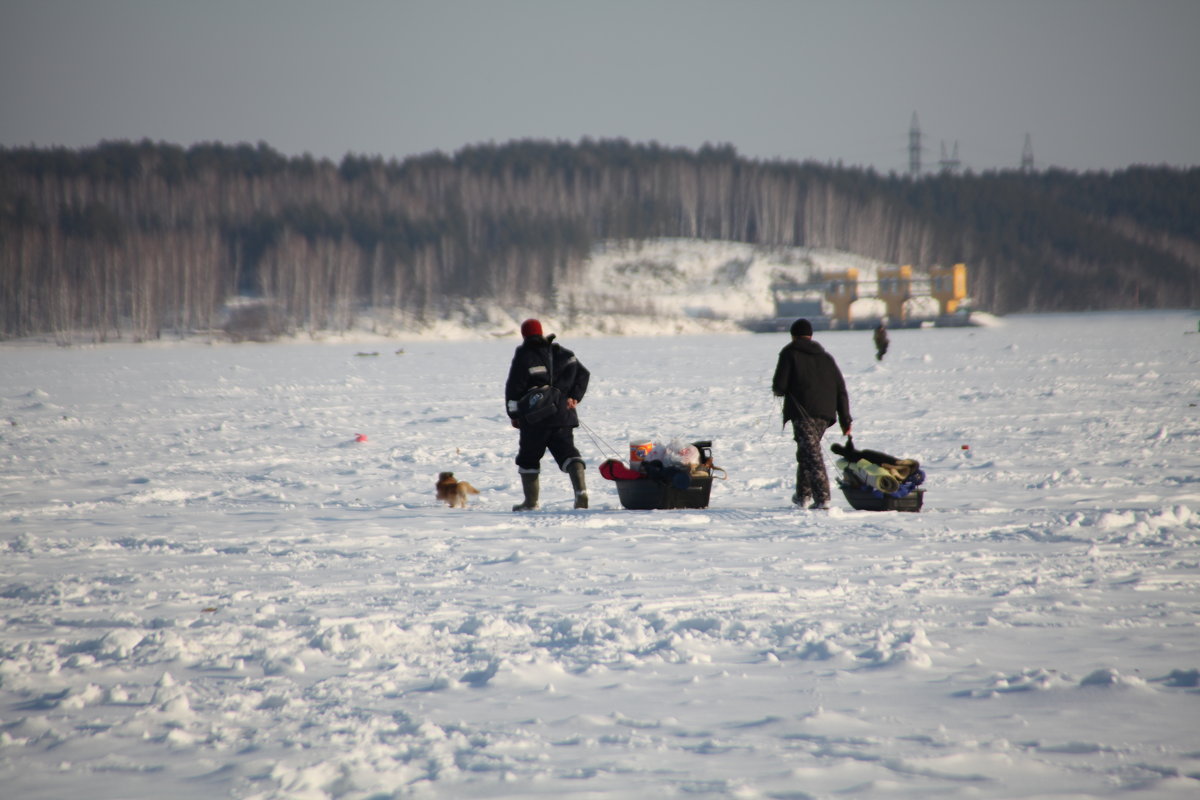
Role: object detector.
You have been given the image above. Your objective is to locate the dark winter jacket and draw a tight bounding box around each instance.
[772,338,851,432]
[505,336,590,428]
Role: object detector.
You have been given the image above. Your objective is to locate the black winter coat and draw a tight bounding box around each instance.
[772,338,851,431]
[505,336,590,428]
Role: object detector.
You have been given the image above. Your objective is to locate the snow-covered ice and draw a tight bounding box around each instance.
[2,311,1199,799]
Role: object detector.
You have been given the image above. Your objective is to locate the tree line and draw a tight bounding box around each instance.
[2,138,1197,341]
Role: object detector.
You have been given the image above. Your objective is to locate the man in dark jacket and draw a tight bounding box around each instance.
[772,318,852,509]
[505,319,591,511]
[873,322,890,361]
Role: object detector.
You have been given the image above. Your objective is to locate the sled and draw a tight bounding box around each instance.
[613,473,714,510]
[601,440,717,510]
[838,481,924,512]
[832,436,925,512]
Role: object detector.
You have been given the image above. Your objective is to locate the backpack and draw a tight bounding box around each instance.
[516,384,563,424]
[516,343,562,425]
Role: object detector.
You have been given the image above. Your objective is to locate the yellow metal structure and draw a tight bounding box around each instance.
[930,263,968,315]
[878,264,913,322]
[822,268,859,326]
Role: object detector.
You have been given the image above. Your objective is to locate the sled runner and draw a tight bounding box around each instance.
[831,437,925,512]
[601,439,720,510]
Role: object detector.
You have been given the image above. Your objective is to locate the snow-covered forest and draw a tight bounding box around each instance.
[3,140,1198,342]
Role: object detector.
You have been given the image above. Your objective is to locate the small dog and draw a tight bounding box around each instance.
[436,471,479,508]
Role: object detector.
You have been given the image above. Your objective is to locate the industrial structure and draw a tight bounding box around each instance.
[907,113,1034,174]
[741,263,975,332]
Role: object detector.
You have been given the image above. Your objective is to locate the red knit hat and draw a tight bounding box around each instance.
[520,318,543,338]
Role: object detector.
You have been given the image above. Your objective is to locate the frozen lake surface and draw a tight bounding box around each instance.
[2,311,1199,798]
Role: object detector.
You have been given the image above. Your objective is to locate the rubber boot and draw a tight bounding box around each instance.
[568,461,588,509]
[512,472,539,512]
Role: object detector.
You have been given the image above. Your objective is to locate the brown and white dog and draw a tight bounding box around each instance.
[436,471,479,508]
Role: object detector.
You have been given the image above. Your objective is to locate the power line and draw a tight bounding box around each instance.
[908,112,922,177]
[907,114,1037,174]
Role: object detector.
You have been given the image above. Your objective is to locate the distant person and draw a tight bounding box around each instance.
[772,318,852,509]
[873,322,890,361]
[505,319,591,511]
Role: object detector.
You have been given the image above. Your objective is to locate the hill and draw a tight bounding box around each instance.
[342,239,906,341]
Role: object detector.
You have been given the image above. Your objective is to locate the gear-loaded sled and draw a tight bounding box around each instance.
[832,437,925,512]
[600,439,722,509]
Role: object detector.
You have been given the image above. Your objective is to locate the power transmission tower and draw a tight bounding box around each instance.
[1021,133,1035,172]
[909,112,922,177]
[939,141,961,174]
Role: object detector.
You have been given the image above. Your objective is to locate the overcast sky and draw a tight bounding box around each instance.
[3,0,1197,174]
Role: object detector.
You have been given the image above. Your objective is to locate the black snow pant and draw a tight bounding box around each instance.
[791,416,832,505]
[516,425,583,474]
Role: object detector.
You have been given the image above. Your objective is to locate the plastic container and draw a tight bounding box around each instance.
[615,474,713,510]
[629,441,653,466]
[839,482,924,512]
